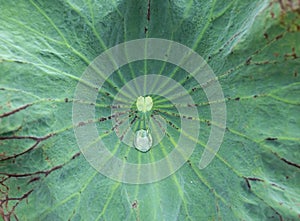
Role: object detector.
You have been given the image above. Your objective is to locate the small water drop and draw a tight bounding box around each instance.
[134,129,152,152]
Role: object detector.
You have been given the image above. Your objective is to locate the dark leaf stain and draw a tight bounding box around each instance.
[235,97,240,101]
[0,151,77,220]
[244,176,264,182]
[130,115,138,125]
[78,122,85,127]
[45,165,63,177]
[132,200,138,208]
[0,134,53,161]
[0,189,33,221]
[27,177,41,184]
[15,60,25,64]
[0,103,32,118]
[284,47,298,59]
[271,183,285,190]
[71,152,80,160]
[278,0,285,10]
[278,0,300,14]
[243,176,264,190]
[111,105,121,109]
[187,160,192,166]
[65,98,69,103]
[99,117,107,122]
[147,0,151,21]
[244,177,251,189]
[167,120,179,130]
[265,137,278,141]
[245,57,252,65]
[281,157,300,169]
[275,34,283,40]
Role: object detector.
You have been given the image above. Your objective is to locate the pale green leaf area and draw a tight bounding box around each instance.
[0,0,299,220]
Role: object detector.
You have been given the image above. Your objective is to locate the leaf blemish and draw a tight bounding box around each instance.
[243,176,264,190]
[147,0,151,21]
[132,200,138,208]
[78,122,85,127]
[265,137,278,141]
[99,117,107,122]
[281,158,300,169]
[275,34,283,40]
[294,71,298,77]
[0,103,32,118]
[270,11,275,18]
[71,152,80,160]
[187,160,192,166]
[244,177,251,189]
[27,177,41,184]
[245,57,252,65]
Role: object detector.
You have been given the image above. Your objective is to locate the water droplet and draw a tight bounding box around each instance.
[134,129,152,152]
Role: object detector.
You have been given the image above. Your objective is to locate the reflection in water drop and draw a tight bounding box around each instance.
[134,129,153,152]
[136,96,153,113]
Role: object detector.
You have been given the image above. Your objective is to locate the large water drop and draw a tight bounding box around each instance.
[134,129,153,152]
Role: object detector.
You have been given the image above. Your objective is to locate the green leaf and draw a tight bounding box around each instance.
[1,0,299,220]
